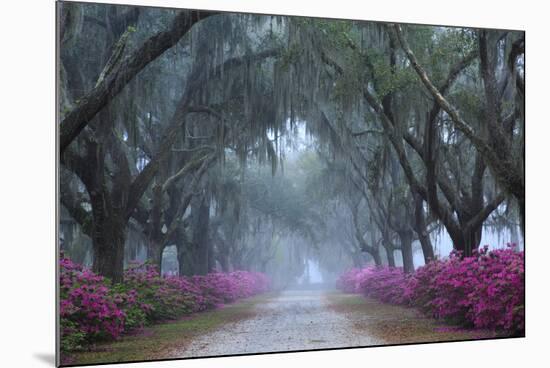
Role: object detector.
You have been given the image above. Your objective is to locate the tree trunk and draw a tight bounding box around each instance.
[417,233,435,263]
[413,193,435,263]
[177,241,198,277]
[192,195,211,275]
[372,247,382,267]
[177,246,188,276]
[216,237,232,272]
[207,235,216,272]
[518,197,525,241]
[91,212,126,283]
[173,226,192,276]
[59,10,218,152]
[219,251,230,272]
[147,240,164,274]
[398,231,415,274]
[462,225,482,257]
[384,245,395,267]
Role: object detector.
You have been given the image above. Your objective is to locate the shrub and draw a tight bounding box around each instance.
[337,244,524,334]
[59,256,126,351]
[122,262,199,321]
[59,256,271,352]
[109,284,149,331]
[59,319,86,352]
[358,267,416,305]
[120,263,271,321]
[412,246,524,332]
[190,271,271,308]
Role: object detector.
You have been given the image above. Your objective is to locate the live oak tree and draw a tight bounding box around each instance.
[59,3,218,153]
[59,3,524,281]
[293,21,520,257]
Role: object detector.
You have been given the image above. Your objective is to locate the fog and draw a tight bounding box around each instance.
[59,2,524,288]
[61,120,523,289]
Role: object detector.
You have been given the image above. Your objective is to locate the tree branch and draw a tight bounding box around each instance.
[59,10,218,153]
[94,28,132,88]
[466,192,506,232]
[60,189,93,236]
[162,155,216,243]
[124,48,280,220]
[162,152,216,192]
[393,25,499,166]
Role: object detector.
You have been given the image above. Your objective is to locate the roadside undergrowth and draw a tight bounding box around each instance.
[64,293,276,366]
[325,292,504,345]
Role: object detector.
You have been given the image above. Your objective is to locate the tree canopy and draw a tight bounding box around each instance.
[59,2,524,284]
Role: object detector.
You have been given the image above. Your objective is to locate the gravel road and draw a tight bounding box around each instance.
[172,289,383,357]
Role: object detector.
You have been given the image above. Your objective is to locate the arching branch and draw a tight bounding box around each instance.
[59,10,219,153]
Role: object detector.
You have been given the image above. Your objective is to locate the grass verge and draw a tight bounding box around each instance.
[63,292,277,366]
[324,291,507,345]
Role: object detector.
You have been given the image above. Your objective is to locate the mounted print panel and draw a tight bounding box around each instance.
[57,1,525,366]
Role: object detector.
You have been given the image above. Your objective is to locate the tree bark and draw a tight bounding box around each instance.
[384,245,396,267]
[189,194,212,275]
[219,246,231,272]
[61,36,275,283]
[91,211,126,283]
[464,226,482,257]
[371,249,382,267]
[59,10,218,153]
[147,240,165,274]
[394,25,524,235]
[398,230,415,274]
[351,201,382,266]
[413,193,435,263]
[175,228,193,277]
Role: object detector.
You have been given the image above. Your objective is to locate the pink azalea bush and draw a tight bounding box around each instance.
[336,267,374,293]
[60,256,270,352]
[190,270,271,308]
[337,244,524,334]
[355,266,417,305]
[59,257,127,351]
[121,262,203,320]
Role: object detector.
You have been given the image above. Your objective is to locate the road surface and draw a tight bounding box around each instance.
[171,289,383,357]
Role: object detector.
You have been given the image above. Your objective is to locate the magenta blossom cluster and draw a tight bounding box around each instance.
[59,257,127,351]
[189,270,271,308]
[60,256,270,352]
[337,244,524,334]
[123,263,271,318]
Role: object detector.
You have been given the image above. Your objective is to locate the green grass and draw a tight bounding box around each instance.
[325,292,504,344]
[63,293,276,366]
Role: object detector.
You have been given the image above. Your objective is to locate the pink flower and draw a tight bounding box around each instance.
[337,245,524,333]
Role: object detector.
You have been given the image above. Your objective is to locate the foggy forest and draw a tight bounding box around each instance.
[57,2,524,365]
